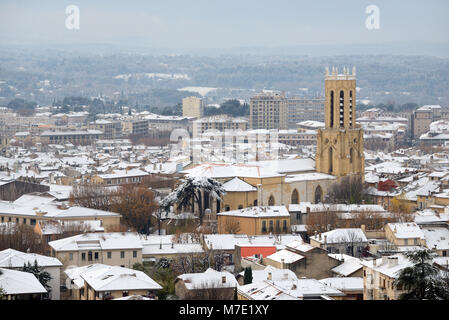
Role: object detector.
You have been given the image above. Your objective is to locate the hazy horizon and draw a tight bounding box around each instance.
[1,0,448,57]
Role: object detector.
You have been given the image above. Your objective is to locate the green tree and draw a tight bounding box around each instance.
[22,260,52,297]
[152,268,176,300]
[243,267,253,285]
[394,249,449,300]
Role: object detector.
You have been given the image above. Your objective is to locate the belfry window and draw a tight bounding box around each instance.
[339,90,345,127]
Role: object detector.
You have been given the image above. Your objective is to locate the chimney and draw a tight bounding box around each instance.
[324,235,327,244]
[222,276,226,284]
[267,272,272,280]
[373,258,377,267]
[388,256,398,267]
[381,256,388,266]
[319,233,322,241]
[281,258,285,269]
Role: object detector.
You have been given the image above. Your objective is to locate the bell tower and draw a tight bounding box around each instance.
[316,66,364,177]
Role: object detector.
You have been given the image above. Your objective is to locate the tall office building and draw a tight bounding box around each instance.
[182,96,204,118]
[287,97,325,129]
[316,67,364,178]
[249,92,287,130]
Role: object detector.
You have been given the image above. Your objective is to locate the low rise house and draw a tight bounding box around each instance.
[384,222,426,248]
[217,206,291,235]
[421,227,449,257]
[48,232,143,269]
[310,228,369,257]
[65,264,161,300]
[0,267,47,300]
[0,248,62,300]
[236,265,298,286]
[237,278,344,300]
[175,268,238,300]
[319,277,364,300]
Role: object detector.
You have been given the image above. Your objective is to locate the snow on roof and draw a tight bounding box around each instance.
[182,163,283,179]
[246,158,315,174]
[49,232,143,252]
[331,259,363,277]
[421,227,449,250]
[414,210,449,224]
[360,254,413,278]
[310,228,368,244]
[387,223,425,239]
[238,280,301,300]
[284,172,336,183]
[238,266,298,282]
[177,268,238,290]
[287,203,386,213]
[80,264,162,292]
[0,268,47,295]
[0,249,62,268]
[217,206,290,218]
[113,295,152,300]
[222,177,257,192]
[319,277,363,292]
[97,168,149,179]
[285,241,314,252]
[203,234,303,251]
[266,249,304,264]
[46,206,120,219]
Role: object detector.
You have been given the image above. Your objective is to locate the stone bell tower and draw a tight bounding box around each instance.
[316,66,364,177]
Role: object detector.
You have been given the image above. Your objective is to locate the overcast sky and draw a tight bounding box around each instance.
[1,0,448,51]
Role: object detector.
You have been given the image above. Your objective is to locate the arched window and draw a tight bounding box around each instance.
[225,205,230,211]
[349,90,353,127]
[291,189,299,204]
[315,186,323,204]
[339,90,345,128]
[268,195,275,206]
[330,90,334,128]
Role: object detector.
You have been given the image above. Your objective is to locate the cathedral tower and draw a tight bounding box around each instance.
[316,67,364,177]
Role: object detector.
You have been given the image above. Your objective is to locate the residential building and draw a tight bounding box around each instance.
[309,228,369,257]
[40,130,103,145]
[287,97,325,129]
[175,268,238,300]
[65,264,161,300]
[250,92,288,130]
[182,96,204,118]
[0,267,47,300]
[0,248,62,300]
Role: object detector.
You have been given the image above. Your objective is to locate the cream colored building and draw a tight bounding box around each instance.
[48,232,143,270]
[65,264,161,300]
[182,96,204,118]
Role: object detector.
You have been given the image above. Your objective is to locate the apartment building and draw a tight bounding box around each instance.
[287,97,325,129]
[250,92,288,130]
[410,105,442,139]
[182,96,204,118]
[89,120,122,139]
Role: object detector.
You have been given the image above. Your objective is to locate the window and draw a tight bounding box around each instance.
[69,253,73,261]
[133,251,137,258]
[269,220,274,232]
[262,221,267,233]
[88,251,93,261]
[81,253,86,261]
[291,189,299,204]
[404,239,408,245]
[0,216,3,223]
[107,252,112,259]
[94,252,99,260]
[120,251,125,259]
[268,195,275,206]
[30,219,36,225]
[282,220,287,232]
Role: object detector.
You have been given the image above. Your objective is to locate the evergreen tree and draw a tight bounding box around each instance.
[160,177,226,225]
[394,249,449,300]
[22,260,52,297]
[243,267,253,285]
